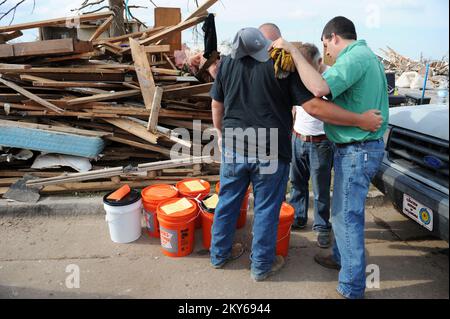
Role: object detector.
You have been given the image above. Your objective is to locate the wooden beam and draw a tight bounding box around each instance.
[122,15,207,54]
[89,16,114,42]
[0,75,64,114]
[0,30,23,43]
[103,118,158,145]
[0,119,111,137]
[185,0,219,20]
[106,136,170,156]
[147,86,163,133]
[66,89,140,105]
[0,63,30,70]
[12,38,93,57]
[129,37,156,110]
[143,45,171,54]
[163,83,213,99]
[152,67,181,76]
[0,11,114,33]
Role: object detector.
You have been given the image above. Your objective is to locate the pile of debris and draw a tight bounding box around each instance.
[0,0,221,201]
[380,46,449,89]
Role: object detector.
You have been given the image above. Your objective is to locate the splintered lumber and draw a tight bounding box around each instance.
[0,44,13,58]
[0,11,114,33]
[129,38,156,110]
[66,89,141,105]
[89,16,114,42]
[106,136,171,156]
[26,156,211,187]
[0,63,30,70]
[12,38,93,58]
[0,75,64,114]
[147,86,163,133]
[0,30,23,43]
[143,45,171,54]
[0,119,111,137]
[93,26,166,45]
[103,118,159,144]
[163,83,213,99]
[152,68,181,76]
[185,0,219,20]
[122,15,207,54]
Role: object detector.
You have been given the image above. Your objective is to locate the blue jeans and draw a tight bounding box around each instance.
[210,148,290,277]
[289,135,333,233]
[331,139,385,299]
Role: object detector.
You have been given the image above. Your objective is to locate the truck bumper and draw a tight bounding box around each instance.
[373,162,449,242]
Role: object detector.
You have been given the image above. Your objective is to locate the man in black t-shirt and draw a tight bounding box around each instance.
[209,28,382,282]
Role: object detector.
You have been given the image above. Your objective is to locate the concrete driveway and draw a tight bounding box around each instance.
[0,203,448,299]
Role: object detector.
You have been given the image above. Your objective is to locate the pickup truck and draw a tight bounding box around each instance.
[372,104,449,242]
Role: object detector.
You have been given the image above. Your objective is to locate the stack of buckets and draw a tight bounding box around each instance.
[103,179,296,258]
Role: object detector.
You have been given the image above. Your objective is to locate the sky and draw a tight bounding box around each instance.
[2,0,449,60]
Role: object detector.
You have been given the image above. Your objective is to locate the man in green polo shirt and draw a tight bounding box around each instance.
[273,16,389,299]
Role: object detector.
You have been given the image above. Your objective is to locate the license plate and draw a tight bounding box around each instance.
[403,194,434,231]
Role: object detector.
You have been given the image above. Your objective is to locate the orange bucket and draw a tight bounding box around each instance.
[276,202,295,257]
[200,204,215,250]
[176,178,211,229]
[156,198,199,258]
[215,182,250,229]
[141,184,179,238]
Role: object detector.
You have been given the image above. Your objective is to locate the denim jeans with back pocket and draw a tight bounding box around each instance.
[210,148,290,277]
[331,139,385,299]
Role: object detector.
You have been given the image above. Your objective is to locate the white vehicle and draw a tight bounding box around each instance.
[373,104,449,242]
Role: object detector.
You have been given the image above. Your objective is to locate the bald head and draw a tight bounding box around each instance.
[259,23,282,41]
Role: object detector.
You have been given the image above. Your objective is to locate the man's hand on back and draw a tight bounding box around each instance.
[358,110,383,132]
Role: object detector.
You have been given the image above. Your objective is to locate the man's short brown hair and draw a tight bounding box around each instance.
[299,43,321,65]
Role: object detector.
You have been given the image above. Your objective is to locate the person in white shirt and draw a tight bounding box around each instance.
[289,43,333,248]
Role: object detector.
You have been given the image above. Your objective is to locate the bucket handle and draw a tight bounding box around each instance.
[276,226,293,243]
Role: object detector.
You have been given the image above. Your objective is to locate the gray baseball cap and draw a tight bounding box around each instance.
[231,27,272,62]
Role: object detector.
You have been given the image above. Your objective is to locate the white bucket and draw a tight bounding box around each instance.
[104,194,142,244]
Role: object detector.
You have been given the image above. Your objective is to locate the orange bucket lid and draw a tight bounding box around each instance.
[279,202,295,223]
[176,178,211,196]
[157,198,199,222]
[142,184,178,203]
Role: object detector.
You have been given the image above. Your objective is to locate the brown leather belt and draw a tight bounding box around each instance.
[294,131,328,143]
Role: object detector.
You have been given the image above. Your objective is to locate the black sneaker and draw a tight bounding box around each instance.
[292,218,307,230]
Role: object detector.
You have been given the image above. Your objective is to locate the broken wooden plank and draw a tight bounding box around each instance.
[129,37,156,110]
[66,89,140,105]
[89,15,114,42]
[103,118,158,144]
[122,15,207,54]
[0,11,114,33]
[0,43,14,58]
[186,0,219,20]
[163,83,213,99]
[142,44,171,54]
[26,156,210,186]
[12,38,93,57]
[152,67,181,76]
[0,75,64,114]
[0,119,111,137]
[106,136,170,156]
[147,86,163,133]
[0,30,23,43]
[0,63,30,70]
